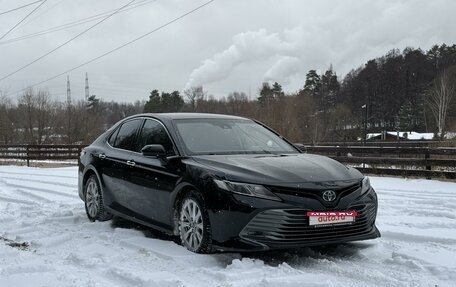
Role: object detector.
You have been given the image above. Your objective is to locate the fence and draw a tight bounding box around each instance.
[0,144,455,179]
[304,140,456,147]
[306,146,456,179]
[0,144,84,166]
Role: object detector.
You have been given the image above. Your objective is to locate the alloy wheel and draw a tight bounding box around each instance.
[86,180,100,218]
[179,198,204,251]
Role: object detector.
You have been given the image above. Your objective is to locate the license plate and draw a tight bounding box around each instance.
[307,211,358,227]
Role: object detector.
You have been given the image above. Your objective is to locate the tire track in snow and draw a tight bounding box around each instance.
[13,188,54,204]
[0,175,77,189]
[0,194,35,205]
[0,170,76,179]
[280,245,438,287]
[2,182,78,199]
[376,188,456,197]
[381,230,456,245]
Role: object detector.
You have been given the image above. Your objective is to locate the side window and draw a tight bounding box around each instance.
[108,127,119,146]
[138,119,175,155]
[113,119,142,151]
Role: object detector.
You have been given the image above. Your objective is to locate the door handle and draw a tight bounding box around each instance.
[126,160,136,167]
[98,153,106,159]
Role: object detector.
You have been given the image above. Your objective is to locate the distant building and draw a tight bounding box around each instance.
[364,131,435,141]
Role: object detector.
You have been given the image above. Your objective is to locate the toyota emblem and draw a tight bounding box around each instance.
[322,190,337,202]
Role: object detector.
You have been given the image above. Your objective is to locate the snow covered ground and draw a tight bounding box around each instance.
[1,166,455,287]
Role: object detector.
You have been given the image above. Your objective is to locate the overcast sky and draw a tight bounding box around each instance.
[1,0,455,103]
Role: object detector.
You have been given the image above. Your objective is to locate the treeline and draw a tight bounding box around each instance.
[1,44,456,145]
[143,44,456,142]
[341,45,456,134]
[0,90,144,145]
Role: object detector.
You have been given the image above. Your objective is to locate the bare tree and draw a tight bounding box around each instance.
[18,87,37,143]
[226,92,248,115]
[59,100,103,144]
[16,87,54,144]
[427,69,455,137]
[0,91,14,144]
[35,89,53,144]
[184,86,205,111]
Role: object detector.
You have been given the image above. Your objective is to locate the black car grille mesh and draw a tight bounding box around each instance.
[240,204,376,246]
[269,182,361,207]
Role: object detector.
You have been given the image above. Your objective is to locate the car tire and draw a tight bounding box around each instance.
[84,174,112,222]
[178,191,212,253]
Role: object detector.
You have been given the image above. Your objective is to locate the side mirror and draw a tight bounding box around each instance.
[294,143,307,153]
[141,144,166,157]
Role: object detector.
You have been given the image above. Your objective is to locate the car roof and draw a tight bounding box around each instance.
[133,113,249,121]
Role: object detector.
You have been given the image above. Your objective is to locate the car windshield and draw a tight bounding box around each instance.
[174,118,298,155]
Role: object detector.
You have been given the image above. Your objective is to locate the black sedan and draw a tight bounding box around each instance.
[78,113,380,253]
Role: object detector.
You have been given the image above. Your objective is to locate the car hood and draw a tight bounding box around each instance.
[191,153,362,186]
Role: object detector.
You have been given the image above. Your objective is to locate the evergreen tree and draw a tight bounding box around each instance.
[86,95,100,113]
[398,100,414,130]
[144,90,161,113]
[304,70,321,96]
[271,82,284,99]
[144,89,184,113]
[320,67,340,110]
[258,82,274,107]
[161,91,184,112]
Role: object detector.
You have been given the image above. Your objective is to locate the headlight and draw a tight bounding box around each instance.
[361,177,371,195]
[214,179,281,201]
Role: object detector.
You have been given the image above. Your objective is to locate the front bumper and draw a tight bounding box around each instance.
[208,185,380,252]
[239,203,379,250]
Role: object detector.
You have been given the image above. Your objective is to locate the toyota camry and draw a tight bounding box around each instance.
[78,113,380,253]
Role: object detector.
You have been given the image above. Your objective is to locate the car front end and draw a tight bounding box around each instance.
[204,176,380,252]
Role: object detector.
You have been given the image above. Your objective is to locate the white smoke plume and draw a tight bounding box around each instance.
[184,0,456,94]
[185,29,299,89]
[263,56,301,84]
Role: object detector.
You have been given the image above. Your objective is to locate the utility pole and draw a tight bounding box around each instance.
[362,103,367,146]
[361,103,368,170]
[66,75,72,144]
[66,75,71,106]
[85,72,89,101]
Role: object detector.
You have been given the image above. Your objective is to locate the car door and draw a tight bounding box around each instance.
[99,118,143,213]
[128,118,180,228]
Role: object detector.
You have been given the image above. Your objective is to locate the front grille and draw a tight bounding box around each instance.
[270,182,361,207]
[240,204,376,246]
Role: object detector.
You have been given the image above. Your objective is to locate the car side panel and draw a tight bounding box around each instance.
[127,153,180,228]
[98,147,136,210]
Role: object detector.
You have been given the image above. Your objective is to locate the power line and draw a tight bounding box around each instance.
[0,0,44,16]
[21,0,66,28]
[0,0,156,46]
[0,0,137,83]
[20,0,151,35]
[0,0,48,40]
[8,0,216,97]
